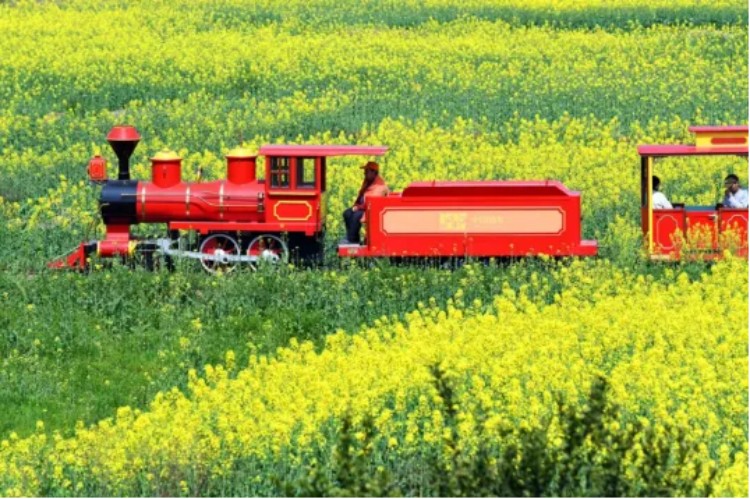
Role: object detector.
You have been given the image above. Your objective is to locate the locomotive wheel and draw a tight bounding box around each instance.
[247,234,289,270]
[199,233,241,274]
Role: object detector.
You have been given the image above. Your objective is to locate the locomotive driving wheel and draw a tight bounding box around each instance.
[247,234,289,270]
[199,233,241,274]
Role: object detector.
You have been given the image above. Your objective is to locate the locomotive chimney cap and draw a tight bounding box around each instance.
[107,126,140,181]
[107,125,141,142]
[151,150,181,161]
[225,147,257,158]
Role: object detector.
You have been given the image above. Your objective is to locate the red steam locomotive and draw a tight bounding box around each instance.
[49,125,601,272]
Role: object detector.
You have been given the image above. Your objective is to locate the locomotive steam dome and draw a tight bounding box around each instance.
[150,150,182,188]
[225,147,257,184]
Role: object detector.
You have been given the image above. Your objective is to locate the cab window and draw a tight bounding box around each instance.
[270,157,290,188]
[296,157,316,189]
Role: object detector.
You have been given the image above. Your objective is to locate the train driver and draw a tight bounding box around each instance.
[721,174,748,208]
[652,176,673,209]
[342,161,390,244]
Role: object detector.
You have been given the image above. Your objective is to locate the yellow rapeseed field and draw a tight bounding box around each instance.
[1,257,747,496]
[0,0,746,496]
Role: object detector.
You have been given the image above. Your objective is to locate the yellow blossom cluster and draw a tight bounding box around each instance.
[0,0,744,258]
[0,257,745,495]
[0,1,746,495]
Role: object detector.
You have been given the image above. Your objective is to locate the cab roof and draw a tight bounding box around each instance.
[259,145,388,157]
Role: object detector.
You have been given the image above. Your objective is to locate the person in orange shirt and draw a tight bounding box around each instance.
[342,161,389,244]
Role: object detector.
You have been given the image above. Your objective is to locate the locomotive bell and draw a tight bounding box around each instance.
[106,125,141,181]
[226,147,257,184]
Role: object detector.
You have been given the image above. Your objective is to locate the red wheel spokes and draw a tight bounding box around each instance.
[199,234,240,273]
[246,235,288,269]
[248,237,280,256]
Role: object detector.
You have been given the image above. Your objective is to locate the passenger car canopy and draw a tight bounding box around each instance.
[638,125,748,157]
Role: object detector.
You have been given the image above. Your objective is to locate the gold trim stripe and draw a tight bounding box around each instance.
[380,207,565,235]
[185,184,191,217]
[272,200,313,221]
[646,156,653,254]
[140,185,147,219]
[219,181,225,219]
[268,190,317,197]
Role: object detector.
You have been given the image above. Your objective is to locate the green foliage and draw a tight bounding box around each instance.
[0,257,583,436]
[280,415,401,497]
[426,369,718,497]
[276,367,722,497]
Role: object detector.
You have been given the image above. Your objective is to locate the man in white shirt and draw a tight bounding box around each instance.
[722,174,748,209]
[652,176,673,209]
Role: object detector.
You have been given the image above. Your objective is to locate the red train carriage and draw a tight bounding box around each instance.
[49,125,600,272]
[639,125,748,260]
[337,181,597,258]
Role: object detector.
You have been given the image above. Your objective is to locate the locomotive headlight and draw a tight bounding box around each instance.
[87,155,108,182]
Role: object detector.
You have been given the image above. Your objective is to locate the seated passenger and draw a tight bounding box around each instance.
[652,175,673,209]
[721,174,748,209]
[341,161,389,244]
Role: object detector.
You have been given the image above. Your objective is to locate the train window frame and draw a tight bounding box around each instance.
[269,157,290,188]
[296,157,316,189]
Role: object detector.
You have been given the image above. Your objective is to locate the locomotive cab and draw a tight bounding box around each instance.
[262,155,324,226]
[257,145,388,233]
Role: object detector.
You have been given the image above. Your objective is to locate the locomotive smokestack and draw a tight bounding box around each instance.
[106,126,141,180]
